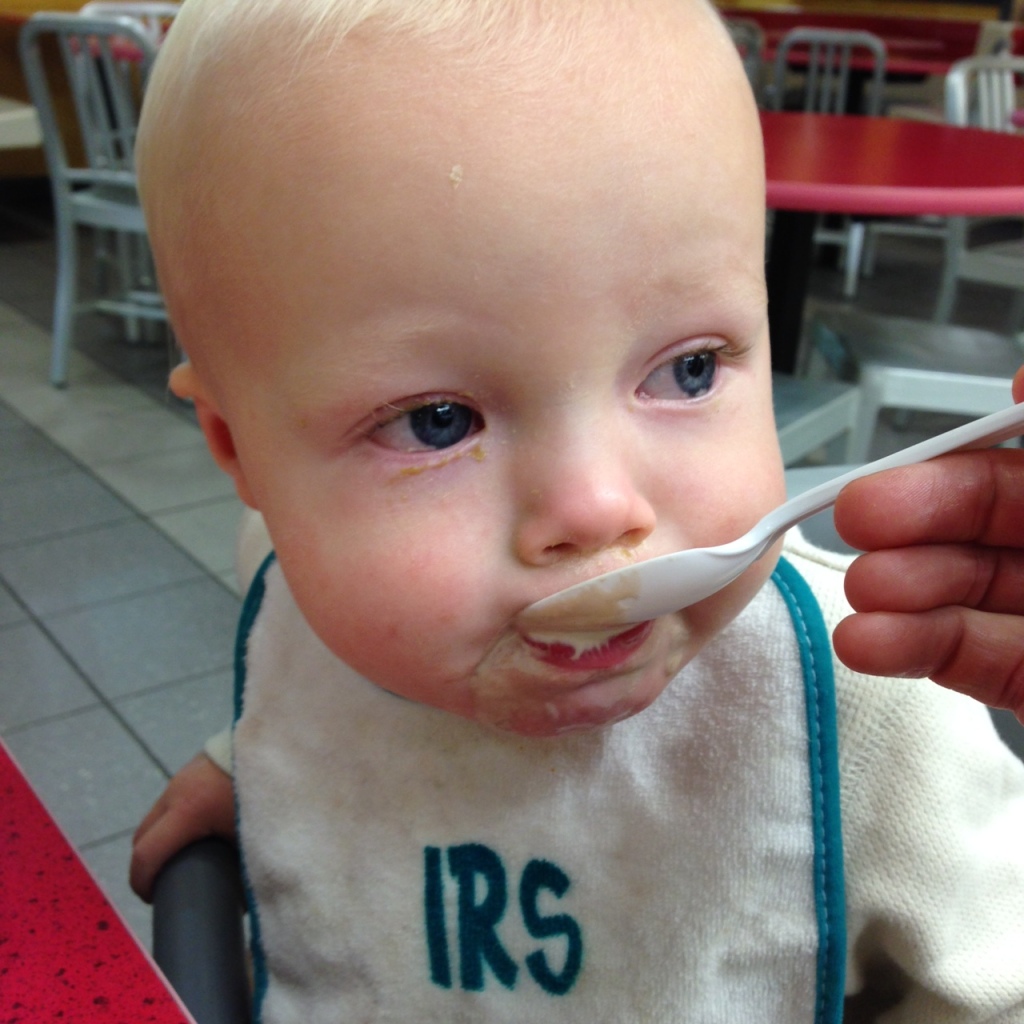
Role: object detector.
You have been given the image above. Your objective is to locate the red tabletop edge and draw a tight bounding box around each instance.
[762,111,1024,217]
[1,740,195,1023]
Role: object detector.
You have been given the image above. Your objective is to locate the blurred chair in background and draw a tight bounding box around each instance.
[19,12,166,387]
[767,28,887,298]
[933,54,1024,332]
[724,16,765,95]
[866,54,1024,326]
[79,1,180,46]
[75,2,180,350]
[806,307,1021,461]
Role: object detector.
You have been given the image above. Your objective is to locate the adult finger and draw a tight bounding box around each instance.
[843,544,1024,615]
[834,448,1024,552]
[833,607,1024,720]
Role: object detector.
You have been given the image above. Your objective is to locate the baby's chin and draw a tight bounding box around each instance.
[473,692,651,738]
[464,635,688,738]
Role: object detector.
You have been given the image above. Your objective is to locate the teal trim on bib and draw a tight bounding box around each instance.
[233,552,276,1022]
[772,556,847,1024]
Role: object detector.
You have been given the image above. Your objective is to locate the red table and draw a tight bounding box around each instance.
[762,110,1024,373]
[1,739,195,1023]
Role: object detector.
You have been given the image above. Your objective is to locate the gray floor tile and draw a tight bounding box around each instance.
[0,418,79,482]
[44,577,241,699]
[152,496,245,579]
[0,578,26,627]
[116,669,234,775]
[0,399,27,428]
[3,705,168,847]
[80,832,154,952]
[42,403,205,467]
[0,620,99,731]
[0,518,207,617]
[0,466,134,547]
[92,445,236,515]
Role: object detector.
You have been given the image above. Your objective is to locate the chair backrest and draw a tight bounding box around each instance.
[770,27,887,115]
[724,17,765,92]
[19,13,158,190]
[973,19,1015,58]
[944,54,1024,131]
[78,1,180,47]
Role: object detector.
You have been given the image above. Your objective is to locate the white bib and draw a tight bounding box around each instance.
[233,555,845,1023]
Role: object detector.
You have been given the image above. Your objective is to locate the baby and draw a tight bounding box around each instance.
[133,0,1024,1020]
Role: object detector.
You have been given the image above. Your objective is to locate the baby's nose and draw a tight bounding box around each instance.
[514,449,656,566]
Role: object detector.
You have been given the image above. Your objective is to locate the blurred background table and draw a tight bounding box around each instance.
[0,1,84,176]
[762,110,1024,373]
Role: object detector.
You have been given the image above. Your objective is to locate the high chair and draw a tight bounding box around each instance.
[153,838,250,1024]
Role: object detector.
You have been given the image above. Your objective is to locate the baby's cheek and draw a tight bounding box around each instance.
[312,580,486,700]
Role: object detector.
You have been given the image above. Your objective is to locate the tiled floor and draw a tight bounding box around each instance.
[0,181,243,946]
[1,178,1022,953]
[0,319,244,945]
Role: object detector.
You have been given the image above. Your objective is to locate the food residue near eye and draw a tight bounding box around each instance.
[397,443,483,477]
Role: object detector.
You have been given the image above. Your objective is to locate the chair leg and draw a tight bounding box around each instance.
[848,369,884,462]
[1008,291,1024,336]
[842,221,865,298]
[115,231,141,343]
[934,218,967,324]
[49,212,78,388]
[861,225,878,277]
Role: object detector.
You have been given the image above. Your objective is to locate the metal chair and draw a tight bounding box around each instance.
[724,16,765,95]
[867,53,1024,318]
[933,55,1024,331]
[18,13,167,387]
[78,1,180,46]
[153,838,250,1024]
[807,303,1022,461]
[772,373,861,466]
[768,27,887,116]
[767,28,887,298]
[77,2,179,347]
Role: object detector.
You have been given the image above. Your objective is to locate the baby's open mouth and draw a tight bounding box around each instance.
[521,621,653,670]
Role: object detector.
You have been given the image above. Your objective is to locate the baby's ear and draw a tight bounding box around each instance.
[170,362,258,509]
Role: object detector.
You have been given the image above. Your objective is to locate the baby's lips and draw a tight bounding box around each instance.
[519,621,654,669]
[521,625,626,658]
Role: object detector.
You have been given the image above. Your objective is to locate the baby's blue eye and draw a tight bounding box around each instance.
[640,350,718,400]
[672,352,716,397]
[409,402,476,449]
[373,400,482,452]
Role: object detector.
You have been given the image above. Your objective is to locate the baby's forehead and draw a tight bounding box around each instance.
[175,0,730,102]
[141,0,753,325]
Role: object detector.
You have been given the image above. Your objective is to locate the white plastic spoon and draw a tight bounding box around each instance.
[520,403,1024,632]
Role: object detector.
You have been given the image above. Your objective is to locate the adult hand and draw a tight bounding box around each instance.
[832,367,1024,719]
[130,753,236,902]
